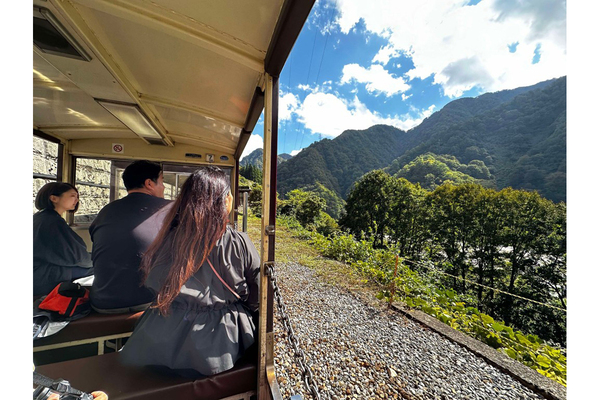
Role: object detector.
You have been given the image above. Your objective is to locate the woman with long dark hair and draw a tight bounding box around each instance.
[33,182,93,296]
[121,166,260,376]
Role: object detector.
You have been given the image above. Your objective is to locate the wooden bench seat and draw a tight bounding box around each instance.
[34,311,143,354]
[35,350,257,400]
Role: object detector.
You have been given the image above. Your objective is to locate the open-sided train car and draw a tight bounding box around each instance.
[32,1,316,399]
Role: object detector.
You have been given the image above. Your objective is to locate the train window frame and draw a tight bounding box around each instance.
[33,131,63,214]
[69,157,233,225]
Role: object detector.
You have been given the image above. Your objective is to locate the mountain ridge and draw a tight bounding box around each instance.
[240,148,292,168]
[276,76,566,204]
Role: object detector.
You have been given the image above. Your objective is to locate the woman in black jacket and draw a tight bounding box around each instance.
[33,182,93,296]
[121,166,260,377]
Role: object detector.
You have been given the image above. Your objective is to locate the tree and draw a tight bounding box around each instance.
[426,183,485,293]
[388,178,428,258]
[340,170,395,248]
[299,182,345,220]
[248,183,263,216]
[395,153,493,190]
[500,195,566,344]
[280,189,326,227]
[469,187,504,312]
[240,164,263,183]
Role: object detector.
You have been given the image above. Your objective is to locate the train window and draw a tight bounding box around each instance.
[70,159,228,223]
[73,158,176,223]
[161,163,233,199]
[74,158,112,224]
[33,136,59,214]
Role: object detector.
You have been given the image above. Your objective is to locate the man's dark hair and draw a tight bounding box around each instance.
[122,160,162,191]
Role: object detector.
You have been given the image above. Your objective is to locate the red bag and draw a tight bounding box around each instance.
[39,282,90,319]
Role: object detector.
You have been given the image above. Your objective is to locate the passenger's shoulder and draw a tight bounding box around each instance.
[33,209,60,225]
[224,227,255,248]
[220,226,240,240]
[145,195,172,208]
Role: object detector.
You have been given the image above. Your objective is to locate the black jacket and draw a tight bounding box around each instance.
[33,209,92,296]
[89,193,171,310]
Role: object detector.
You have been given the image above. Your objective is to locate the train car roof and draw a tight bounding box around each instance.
[33,0,314,160]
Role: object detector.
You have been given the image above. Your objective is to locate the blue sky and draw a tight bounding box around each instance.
[241,0,567,159]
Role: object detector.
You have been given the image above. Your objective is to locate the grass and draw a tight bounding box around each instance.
[243,212,387,306]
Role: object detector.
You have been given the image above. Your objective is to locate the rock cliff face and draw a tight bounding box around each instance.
[33,136,113,220]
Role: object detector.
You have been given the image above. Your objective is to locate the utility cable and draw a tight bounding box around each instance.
[315,6,335,86]
[401,258,566,312]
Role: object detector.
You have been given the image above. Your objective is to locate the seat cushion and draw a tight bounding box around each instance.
[34,311,143,347]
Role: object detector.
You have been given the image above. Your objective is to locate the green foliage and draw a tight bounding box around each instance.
[298,182,345,220]
[240,148,293,170]
[313,211,339,237]
[240,164,263,183]
[340,170,395,248]
[278,189,327,228]
[298,225,566,386]
[340,171,430,255]
[388,77,566,202]
[387,178,429,258]
[277,125,414,201]
[248,183,263,217]
[395,153,494,190]
[238,175,252,187]
[342,180,566,348]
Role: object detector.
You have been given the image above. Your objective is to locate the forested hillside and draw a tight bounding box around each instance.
[394,153,495,190]
[387,77,566,202]
[240,148,292,168]
[277,124,413,198]
[276,77,565,206]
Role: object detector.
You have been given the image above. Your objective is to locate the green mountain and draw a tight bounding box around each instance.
[240,148,292,168]
[277,124,413,198]
[387,76,566,202]
[277,76,565,206]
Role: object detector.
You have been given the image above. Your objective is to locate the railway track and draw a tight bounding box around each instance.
[271,261,559,400]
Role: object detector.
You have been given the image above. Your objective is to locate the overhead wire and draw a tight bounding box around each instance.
[315,5,335,86]
[299,5,335,151]
[306,25,318,85]
[283,49,294,154]
[401,258,566,312]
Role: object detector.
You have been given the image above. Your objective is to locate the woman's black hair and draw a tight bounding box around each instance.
[35,182,80,212]
[141,166,230,315]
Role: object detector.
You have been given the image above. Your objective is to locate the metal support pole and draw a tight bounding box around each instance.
[243,191,249,232]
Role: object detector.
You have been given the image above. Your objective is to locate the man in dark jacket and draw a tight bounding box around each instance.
[89,160,171,313]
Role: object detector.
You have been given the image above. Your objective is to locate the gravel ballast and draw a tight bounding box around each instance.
[271,261,550,400]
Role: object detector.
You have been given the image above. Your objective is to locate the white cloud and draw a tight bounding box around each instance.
[240,134,263,160]
[280,92,300,121]
[295,91,434,137]
[401,93,412,101]
[341,63,410,97]
[297,84,312,91]
[290,149,302,156]
[333,0,566,97]
[372,45,400,65]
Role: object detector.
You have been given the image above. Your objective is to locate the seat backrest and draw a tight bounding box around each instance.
[34,350,257,400]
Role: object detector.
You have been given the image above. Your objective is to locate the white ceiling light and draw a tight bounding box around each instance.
[96,100,164,141]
